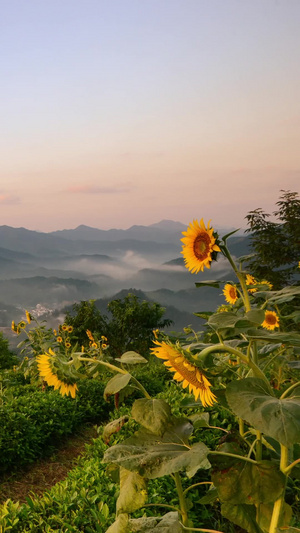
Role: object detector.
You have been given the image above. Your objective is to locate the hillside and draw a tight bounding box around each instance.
[0,222,250,340]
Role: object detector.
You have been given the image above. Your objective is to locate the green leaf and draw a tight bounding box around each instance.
[102,416,129,444]
[212,458,285,504]
[131,399,172,437]
[208,312,240,329]
[226,378,300,447]
[221,503,263,533]
[116,467,147,514]
[222,228,240,243]
[188,412,210,428]
[115,351,148,364]
[198,486,218,504]
[276,527,300,533]
[105,513,129,533]
[258,502,292,531]
[194,311,214,319]
[267,286,300,305]
[129,512,183,532]
[104,373,132,400]
[258,343,282,356]
[245,309,265,325]
[195,280,222,288]
[247,332,300,347]
[103,418,210,479]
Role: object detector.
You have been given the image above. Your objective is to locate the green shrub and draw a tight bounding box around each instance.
[0,379,111,473]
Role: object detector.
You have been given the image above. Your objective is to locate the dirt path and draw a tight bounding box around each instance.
[0,425,98,504]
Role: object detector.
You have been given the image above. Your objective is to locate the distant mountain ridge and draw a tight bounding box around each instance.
[0,220,250,337]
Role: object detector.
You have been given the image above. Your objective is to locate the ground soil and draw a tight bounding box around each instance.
[0,425,98,504]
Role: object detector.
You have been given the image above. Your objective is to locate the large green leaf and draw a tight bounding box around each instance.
[129,512,183,532]
[258,502,292,531]
[131,399,171,437]
[115,351,148,364]
[247,332,300,347]
[245,309,265,325]
[221,503,263,533]
[103,419,210,479]
[276,527,300,533]
[211,458,285,504]
[116,467,147,514]
[262,286,300,305]
[105,513,129,533]
[208,312,240,329]
[104,373,132,400]
[208,312,262,332]
[226,378,300,447]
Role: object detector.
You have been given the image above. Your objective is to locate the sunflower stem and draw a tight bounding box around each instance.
[269,444,289,533]
[174,472,190,529]
[78,356,151,398]
[208,451,258,464]
[220,244,251,312]
[196,344,271,389]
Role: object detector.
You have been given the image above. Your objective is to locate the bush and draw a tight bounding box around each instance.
[0,379,111,473]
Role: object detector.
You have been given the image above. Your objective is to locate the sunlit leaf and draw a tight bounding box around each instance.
[258,502,292,531]
[105,513,129,533]
[103,418,210,479]
[116,467,147,514]
[129,512,183,532]
[102,416,129,444]
[115,351,148,364]
[131,399,171,437]
[104,373,132,400]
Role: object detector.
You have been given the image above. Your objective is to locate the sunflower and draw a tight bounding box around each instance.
[86,329,94,341]
[260,280,273,290]
[246,274,258,293]
[25,310,31,324]
[181,219,221,274]
[36,353,78,398]
[262,310,280,331]
[223,284,238,305]
[151,340,217,407]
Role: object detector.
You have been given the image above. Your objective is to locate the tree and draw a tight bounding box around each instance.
[106,293,173,356]
[65,294,173,357]
[0,332,19,370]
[64,300,107,347]
[245,190,300,289]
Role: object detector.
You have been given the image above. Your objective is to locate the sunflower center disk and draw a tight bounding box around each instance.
[229,287,236,299]
[193,233,210,260]
[266,315,276,325]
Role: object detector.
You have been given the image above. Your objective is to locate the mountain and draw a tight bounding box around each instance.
[0,222,251,339]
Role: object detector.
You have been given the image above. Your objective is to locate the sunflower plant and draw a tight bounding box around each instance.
[17,219,300,533]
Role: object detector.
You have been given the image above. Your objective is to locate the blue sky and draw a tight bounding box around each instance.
[1,0,299,231]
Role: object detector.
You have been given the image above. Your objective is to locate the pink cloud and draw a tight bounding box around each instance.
[66,184,133,194]
[0,194,20,204]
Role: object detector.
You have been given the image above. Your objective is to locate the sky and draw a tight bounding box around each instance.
[1,0,300,232]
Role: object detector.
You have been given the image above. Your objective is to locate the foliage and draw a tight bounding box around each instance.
[0,332,19,370]
[0,439,118,532]
[64,294,173,357]
[5,213,300,533]
[245,190,300,288]
[0,379,110,473]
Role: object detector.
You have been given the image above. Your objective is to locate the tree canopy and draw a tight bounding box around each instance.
[245,190,300,289]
